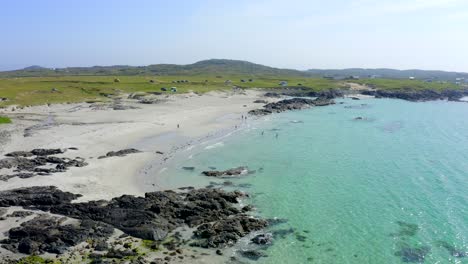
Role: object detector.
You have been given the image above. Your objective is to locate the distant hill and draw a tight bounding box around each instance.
[1,60,467,80]
[22,65,48,70]
[0,59,308,77]
[307,68,468,81]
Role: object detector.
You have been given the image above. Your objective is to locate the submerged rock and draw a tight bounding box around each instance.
[437,241,467,258]
[240,250,268,260]
[394,246,430,263]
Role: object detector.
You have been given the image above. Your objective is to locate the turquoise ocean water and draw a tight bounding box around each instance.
[160,98,468,263]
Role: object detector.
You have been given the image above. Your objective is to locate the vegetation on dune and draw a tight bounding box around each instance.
[17,255,61,264]
[0,75,340,106]
[0,116,12,124]
[0,59,466,107]
[351,78,461,91]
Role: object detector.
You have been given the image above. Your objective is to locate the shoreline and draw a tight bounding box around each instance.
[0,89,274,201]
[0,90,334,263]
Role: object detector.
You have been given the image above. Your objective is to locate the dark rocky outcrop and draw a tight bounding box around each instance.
[202,167,249,177]
[0,149,87,181]
[31,148,65,156]
[98,148,142,159]
[0,186,81,207]
[5,151,34,158]
[251,233,273,245]
[0,186,265,254]
[1,215,114,254]
[263,88,343,99]
[361,89,468,102]
[6,211,34,218]
[249,97,335,116]
[192,216,268,248]
[264,92,281,98]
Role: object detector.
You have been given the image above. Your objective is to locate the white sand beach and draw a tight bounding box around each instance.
[0,90,272,201]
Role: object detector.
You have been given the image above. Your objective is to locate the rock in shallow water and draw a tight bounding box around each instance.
[251,233,273,245]
[202,166,249,177]
[192,216,268,248]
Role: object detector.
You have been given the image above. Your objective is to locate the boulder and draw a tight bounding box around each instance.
[249,97,335,116]
[98,149,141,159]
[251,233,273,245]
[202,167,249,177]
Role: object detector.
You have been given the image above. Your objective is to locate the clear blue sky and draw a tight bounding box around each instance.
[2,0,468,71]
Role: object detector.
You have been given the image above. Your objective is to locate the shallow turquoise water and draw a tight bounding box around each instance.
[164,98,468,263]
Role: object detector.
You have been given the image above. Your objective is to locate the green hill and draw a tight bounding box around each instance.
[0,59,308,77]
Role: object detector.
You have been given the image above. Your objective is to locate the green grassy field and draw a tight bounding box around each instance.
[0,76,340,106]
[0,116,12,124]
[0,75,464,107]
[353,78,461,91]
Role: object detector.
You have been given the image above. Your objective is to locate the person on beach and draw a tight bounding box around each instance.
[276,133,278,138]
[177,124,180,128]
[261,131,264,135]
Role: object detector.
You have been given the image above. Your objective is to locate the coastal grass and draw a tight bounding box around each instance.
[0,116,12,124]
[351,78,461,91]
[0,76,340,106]
[17,255,62,264]
[1,75,464,107]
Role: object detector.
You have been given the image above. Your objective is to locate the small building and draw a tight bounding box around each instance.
[279,81,288,86]
[409,77,415,80]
